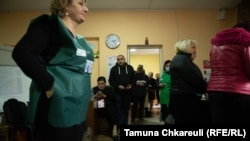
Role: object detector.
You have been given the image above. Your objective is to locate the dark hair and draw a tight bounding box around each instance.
[163,60,171,70]
[97,76,106,83]
[233,20,250,32]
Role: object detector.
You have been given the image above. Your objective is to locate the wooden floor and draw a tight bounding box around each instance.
[0,104,162,141]
[128,104,163,125]
[93,105,163,141]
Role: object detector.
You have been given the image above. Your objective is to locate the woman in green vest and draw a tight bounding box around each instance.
[12,0,94,141]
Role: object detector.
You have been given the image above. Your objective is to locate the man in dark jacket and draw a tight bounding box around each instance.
[108,55,135,126]
[92,76,118,140]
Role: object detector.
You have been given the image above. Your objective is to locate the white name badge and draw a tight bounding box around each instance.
[76,48,86,57]
[84,60,94,73]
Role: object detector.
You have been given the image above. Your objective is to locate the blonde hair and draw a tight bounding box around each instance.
[50,0,72,17]
[50,0,87,17]
[174,39,197,53]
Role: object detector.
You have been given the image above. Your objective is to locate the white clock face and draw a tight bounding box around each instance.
[105,34,120,49]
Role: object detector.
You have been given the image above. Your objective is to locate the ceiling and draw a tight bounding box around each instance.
[0,0,242,12]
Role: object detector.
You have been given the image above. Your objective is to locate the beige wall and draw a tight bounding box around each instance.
[0,9,238,86]
[130,55,160,77]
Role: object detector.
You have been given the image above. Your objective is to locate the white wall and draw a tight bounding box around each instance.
[0,45,31,112]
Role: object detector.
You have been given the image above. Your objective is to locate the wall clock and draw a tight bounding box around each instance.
[105,34,120,49]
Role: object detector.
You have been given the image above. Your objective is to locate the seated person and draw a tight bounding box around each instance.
[92,76,118,141]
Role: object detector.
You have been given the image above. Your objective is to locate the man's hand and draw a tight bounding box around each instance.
[126,84,132,90]
[94,93,106,100]
[118,85,126,90]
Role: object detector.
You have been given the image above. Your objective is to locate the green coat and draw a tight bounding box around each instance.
[159,71,171,105]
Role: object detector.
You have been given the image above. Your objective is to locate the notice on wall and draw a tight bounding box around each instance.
[0,66,23,95]
[0,66,31,112]
[106,56,117,85]
[203,60,211,82]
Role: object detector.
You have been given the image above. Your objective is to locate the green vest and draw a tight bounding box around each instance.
[28,15,94,127]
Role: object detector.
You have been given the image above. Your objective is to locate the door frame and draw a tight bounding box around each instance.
[127,44,163,74]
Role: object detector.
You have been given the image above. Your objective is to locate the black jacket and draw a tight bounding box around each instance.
[92,86,116,106]
[108,63,135,92]
[12,14,61,91]
[132,71,149,97]
[170,52,207,95]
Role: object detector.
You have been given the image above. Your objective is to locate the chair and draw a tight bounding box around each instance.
[3,98,35,141]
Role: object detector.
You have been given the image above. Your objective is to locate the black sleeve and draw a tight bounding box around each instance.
[129,66,136,85]
[105,86,116,101]
[108,67,119,88]
[92,87,98,95]
[175,58,207,93]
[12,17,54,91]
[152,78,157,90]
[144,75,150,88]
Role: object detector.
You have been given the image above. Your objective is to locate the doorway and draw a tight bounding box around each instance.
[127,44,162,106]
[127,44,163,75]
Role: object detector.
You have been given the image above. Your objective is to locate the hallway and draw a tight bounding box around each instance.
[94,105,163,141]
[128,104,163,125]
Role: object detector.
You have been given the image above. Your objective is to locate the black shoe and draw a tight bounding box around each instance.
[113,135,119,141]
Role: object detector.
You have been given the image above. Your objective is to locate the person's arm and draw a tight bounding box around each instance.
[151,78,157,90]
[105,86,116,101]
[159,73,166,88]
[108,67,119,88]
[12,18,54,92]
[175,57,207,93]
[127,65,135,89]
[93,87,106,100]
[144,75,149,88]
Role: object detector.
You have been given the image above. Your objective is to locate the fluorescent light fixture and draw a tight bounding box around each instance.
[130,49,136,52]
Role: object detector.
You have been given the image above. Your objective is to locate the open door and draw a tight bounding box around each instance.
[127,45,162,75]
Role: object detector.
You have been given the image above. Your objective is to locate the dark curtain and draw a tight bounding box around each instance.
[237,0,250,22]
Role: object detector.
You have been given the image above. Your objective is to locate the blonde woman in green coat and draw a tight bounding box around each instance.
[159,60,171,125]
